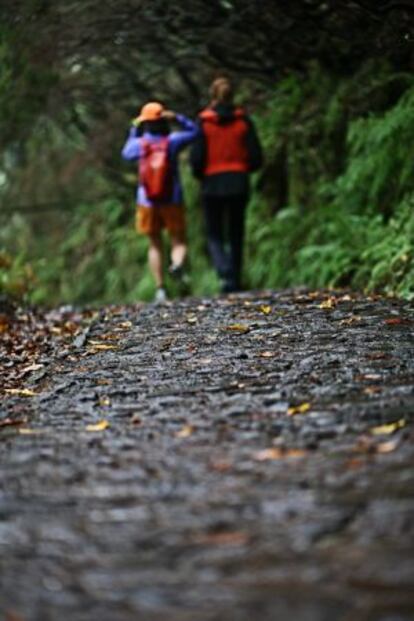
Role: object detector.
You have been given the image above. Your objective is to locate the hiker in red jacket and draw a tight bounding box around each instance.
[122,102,198,303]
[190,77,263,293]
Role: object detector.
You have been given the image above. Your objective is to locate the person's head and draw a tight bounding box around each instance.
[136,101,170,135]
[209,76,234,105]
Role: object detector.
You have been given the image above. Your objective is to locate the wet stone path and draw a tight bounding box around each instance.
[1,289,414,621]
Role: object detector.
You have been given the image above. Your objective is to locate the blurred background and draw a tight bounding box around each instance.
[1,0,413,305]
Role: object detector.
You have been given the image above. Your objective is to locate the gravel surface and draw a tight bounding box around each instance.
[1,289,414,621]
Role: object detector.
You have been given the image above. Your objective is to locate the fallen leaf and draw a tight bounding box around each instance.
[363,386,382,395]
[319,298,336,309]
[18,428,42,435]
[98,397,111,407]
[287,402,311,416]
[360,373,381,381]
[259,305,272,315]
[20,363,44,374]
[5,611,26,621]
[376,440,399,453]
[259,351,276,358]
[225,323,250,334]
[5,388,37,397]
[117,321,132,329]
[0,418,26,428]
[384,317,412,326]
[209,460,232,472]
[253,447,307,461]
[339,315,362,326]
[88,343,118,351]
[366,352,388,360]
[86,420,109,432]
[370,419,406,435]
[194,531,249,546]
[345,457,366,470]
[175,425,193,438]
[186,315,198,324]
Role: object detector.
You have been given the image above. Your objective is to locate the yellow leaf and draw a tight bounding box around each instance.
[370,419,406,435]
[175,425,193,438]
[319,298,335,309]
[186,315,198,324]
[86,420,109,432]
[287,402,311,416]
[259,305,272,315]
[98,397,111,407]
[19,428,41,435]
[88,344,118,351]
[225,323,250,334]
[5,388,37,397]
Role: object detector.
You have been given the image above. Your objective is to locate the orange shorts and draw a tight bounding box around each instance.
[136,204,186,238]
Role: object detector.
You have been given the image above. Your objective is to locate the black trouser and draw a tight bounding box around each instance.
[202,194,247,291]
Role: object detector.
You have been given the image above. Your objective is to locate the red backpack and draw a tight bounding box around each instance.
[139,137,173,202]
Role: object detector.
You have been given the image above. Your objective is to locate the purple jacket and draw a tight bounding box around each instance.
[121,114,199,207]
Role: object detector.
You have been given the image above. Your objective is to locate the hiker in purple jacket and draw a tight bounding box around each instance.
[122,102,198,303]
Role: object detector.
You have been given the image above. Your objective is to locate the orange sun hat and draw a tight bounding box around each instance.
[135,101,165,124]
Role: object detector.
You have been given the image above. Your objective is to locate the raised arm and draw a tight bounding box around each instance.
[121,126,141,161]
[168,113,200,154]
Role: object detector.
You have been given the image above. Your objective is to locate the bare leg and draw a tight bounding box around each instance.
[148,234,163,288]
[170,233,187,269]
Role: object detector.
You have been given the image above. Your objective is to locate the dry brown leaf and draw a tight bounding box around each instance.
[209,460,232,473]
[0,418,26,429]
[194,531,249,546]
[363,386,382,395]
[384,317,412,326]
[117,321,132,330]
[339,315,362,326]
[253,447,307,461]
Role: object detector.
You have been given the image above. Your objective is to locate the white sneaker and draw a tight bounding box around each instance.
[154,287,168,304]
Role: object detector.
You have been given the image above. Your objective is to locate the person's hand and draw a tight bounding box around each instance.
[161,110,176,121]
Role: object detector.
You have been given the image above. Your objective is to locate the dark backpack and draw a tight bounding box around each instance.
[139,137,173,201]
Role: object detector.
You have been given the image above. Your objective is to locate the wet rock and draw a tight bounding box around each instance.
[1,289,413,621]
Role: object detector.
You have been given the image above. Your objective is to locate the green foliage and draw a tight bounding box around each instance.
[245,62,414,299]
[1,60,413,305]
